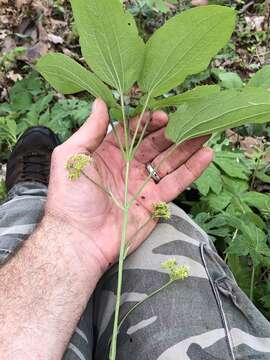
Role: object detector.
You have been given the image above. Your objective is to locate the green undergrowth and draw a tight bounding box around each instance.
[0,72,92,162]
[177,133,270,319]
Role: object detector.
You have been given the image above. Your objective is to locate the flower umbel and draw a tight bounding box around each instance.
[162,258,190,282]
[161,258,177,270]
[65,154,92,180]
[152,202,171,220]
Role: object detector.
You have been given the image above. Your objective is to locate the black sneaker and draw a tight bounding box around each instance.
[6,126,60,192]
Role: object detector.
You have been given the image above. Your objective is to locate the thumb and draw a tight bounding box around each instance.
[67,98,109,152]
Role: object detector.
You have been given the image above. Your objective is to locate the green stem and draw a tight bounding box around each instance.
[82,172,123,210]
[131,115,151,159]
[130,143,178,207]
[110,160,131,360]
[129,94,151,159]
[250,265,256,302]
[118,280,173,333]
[109,118,125,157]
[109,94,174,358]
[120,94,129,155]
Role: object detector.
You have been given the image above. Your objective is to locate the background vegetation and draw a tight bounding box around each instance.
[0,0,270,318]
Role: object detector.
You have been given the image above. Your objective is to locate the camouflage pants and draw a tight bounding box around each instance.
[1,182,270,360]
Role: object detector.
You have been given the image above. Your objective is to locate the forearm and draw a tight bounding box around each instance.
[0,215,103,360]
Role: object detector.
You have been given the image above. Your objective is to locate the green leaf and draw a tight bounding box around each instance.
[227,221,269,267]
[241,192,270,212]
[166,87,270,144]
[248,65,270,89]
[26,93,54,126]
[70,0,145,93]
[0,180,6,202]
[9,81,32,112]
[227,255,251,296]
[139,5,235,96]
[222,175,249,193]
[214,152,250,180]
[194,212,230,239]
[195,163,222,196]
[256,170,270,184]
[6,119,17,139]
[217,71,243,89]
[243,212,266,230]
[36,53,116,108]
[261,296,270,310]
[207,190,232,211]
[151,85,220,109]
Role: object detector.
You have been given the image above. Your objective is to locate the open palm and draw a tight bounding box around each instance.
[46,99,213,269]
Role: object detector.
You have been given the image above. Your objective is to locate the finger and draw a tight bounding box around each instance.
[66,98,109,152]
[152,136,209,177]
[134,127,172,163]
[106,111,168,148]
[158,147,213,202]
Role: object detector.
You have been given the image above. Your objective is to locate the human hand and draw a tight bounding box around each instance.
[46,99,213,275]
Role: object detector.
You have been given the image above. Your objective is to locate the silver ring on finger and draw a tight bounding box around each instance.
[146,163,161,183]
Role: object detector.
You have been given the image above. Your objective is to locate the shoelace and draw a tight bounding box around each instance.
[20,152,51,181]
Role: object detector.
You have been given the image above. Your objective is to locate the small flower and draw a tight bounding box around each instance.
[152,202,171,220]
[169,265,190,281]
[162,258,190,282]
[161,258,177,270]
[65,154,92,180]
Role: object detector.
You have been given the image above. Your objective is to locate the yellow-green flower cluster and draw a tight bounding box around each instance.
[65,154,92,180]
[162,258,189,282]
[152,202,171,220]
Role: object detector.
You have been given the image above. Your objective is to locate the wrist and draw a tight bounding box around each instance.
[41,213,107,285]
[0,212,105,360]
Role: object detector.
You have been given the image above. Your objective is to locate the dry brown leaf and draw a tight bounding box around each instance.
[240,136,265,155]
[265,152,270,163]
[191,0,208,6]
[47,33,64,44]
[6,70,23,82]
[245,16,265,32]
[15,0,31,9]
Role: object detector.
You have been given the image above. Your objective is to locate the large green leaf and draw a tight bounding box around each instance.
[216,71,243,89]
[226,215,270,267]
[70,0,145,93]
[166,88,270,144]
[139,5,235,97]
[150,85,220,109]
[242,192,270,212]
[195,162,222,196]
[214,152,249,180]
[248,65,270,89]
[36,53,116,108]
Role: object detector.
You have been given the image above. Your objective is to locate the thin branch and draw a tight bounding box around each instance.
[129,93,151,158]
[118,280,173,331]
[120,93,129,155]
[131,115,152,159]
[109,118,125,156]
[129,143,178,207]
[125,216,153,251]
[82,171,123,210]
